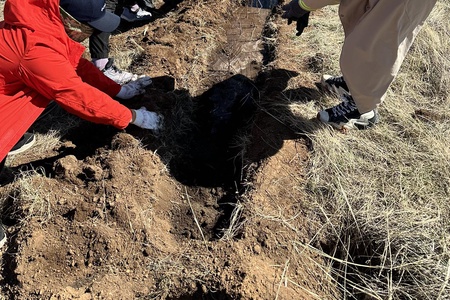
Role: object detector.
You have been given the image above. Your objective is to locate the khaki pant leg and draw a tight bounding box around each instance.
[339,0,437,113]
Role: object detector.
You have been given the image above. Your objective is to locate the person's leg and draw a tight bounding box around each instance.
[90,30,111,71]
[339,0,437,113]
[317,0,437,130]
[89,1,137,84]
[89,31,137,84]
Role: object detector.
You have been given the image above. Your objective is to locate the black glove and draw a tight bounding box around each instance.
[281,0,309,24]
[295,11,310,36]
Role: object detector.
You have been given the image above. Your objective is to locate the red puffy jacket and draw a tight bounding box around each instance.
[0,0,132,161]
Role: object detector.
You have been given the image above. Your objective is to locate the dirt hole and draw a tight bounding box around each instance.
[164,4,278,239]
[168,74,257,188]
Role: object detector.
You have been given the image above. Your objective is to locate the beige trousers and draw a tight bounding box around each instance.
[338,0,437,112]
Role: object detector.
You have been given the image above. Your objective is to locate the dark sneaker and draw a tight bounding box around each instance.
[321,74,350,98]
[8,132,36,155]
[317,95,379,130]
[102,58,137,85]
[120,7,152,22]
[0,225,6,249]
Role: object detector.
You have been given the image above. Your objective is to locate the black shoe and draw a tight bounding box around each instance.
[321,74,350,98]
[0,225,6,249]
[8,132,36,155]
[317,94,379,130]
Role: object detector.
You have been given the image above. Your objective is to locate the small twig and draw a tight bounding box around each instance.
[184,187,207,244]
[275,259,290,300]
[129,38,145,53]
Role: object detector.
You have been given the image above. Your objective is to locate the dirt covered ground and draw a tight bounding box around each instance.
[1,0,340,299]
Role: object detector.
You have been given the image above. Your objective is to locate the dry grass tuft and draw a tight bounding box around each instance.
[0,170,59,224]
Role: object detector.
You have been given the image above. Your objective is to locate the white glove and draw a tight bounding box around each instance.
[131,107,163,131]
[116,76,152,99]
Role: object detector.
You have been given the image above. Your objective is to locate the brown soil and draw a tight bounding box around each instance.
[1,0,339,299]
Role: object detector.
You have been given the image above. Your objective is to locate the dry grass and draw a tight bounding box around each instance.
[285,3,450,299]
[3,171,54,222]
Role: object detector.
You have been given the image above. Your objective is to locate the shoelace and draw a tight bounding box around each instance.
[331,96,358,117]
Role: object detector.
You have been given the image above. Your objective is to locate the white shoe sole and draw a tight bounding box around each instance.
[8,134,36,156]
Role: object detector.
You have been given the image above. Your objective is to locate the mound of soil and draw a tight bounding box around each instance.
[1,0,339,299]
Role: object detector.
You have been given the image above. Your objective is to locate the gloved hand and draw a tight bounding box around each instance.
[295,12,310,36]
[131,107,163,131]
[281,0,309,25]
[116,76,152,99]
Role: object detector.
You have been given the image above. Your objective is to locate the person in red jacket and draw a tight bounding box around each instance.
[0,0,162,173]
